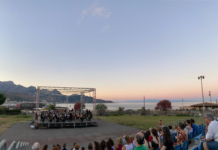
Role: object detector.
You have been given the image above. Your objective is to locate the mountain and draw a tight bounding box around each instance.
[0,81,113,103]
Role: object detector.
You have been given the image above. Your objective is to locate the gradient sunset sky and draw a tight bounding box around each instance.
[0,0,218,102]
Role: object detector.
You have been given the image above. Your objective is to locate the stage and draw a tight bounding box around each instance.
[33,120,97,129]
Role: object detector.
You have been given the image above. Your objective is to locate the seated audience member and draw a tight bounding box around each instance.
[146,131,153,142]
[73,143,77,150]
[53,147,59,150]
[108,138,115,150]
[134,132,147,150]
[143,131,150,150]
[203,113,218,150]
[88,143,93,150]
[185,120,193,134]
[173,125,178,134]
[174,122,187,146]
[63,143,67,150]
[123,135,126,145]
[190,118,197,135]
[75,144,80,150]
[158,127,174,150]
[157,127,162,136]
[150,129,159,150]
[81,147,85,150]
[100,141,106,150]
[32,142,40,150]
[106,141,113,150]
[122,136,134,150]
[168,125,173,135]
[42,144,48,150]
[115,138,123,150]
[93,141,101,150]
[56,144,61,150]
[130,134,136,149]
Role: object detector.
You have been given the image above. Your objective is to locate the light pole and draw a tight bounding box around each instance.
[198,76,205,124]
[209,91,212,109]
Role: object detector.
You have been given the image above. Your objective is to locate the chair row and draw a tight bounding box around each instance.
[0,140,29,150]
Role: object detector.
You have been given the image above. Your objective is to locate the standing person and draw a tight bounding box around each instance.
[134,132,147,150]
[62,143,67,150]
[150,129,159,150]
[158,127,173,150]
[159,120,162,127]
[122,136,134,150]
[203,113,218,150]
[143,131,150,150]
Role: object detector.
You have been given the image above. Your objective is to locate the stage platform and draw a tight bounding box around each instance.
[32,120,97,129]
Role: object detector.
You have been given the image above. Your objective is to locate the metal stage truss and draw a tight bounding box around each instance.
[35,86,97,128]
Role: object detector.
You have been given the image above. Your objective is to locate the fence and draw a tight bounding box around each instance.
[0,140,29,150]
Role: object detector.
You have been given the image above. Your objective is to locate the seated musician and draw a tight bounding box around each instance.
[88,110,92,121]
[80,112,86,122]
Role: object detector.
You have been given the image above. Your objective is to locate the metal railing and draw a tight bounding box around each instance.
[0,140,29,150]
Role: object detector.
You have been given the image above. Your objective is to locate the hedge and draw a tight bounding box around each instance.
[0,109,21,115]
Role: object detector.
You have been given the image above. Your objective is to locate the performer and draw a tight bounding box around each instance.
[80,112,86,122]
[88,110,92,121]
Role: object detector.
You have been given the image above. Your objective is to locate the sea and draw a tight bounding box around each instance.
[56,102,197,111]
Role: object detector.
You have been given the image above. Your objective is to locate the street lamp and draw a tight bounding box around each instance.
[198,76,205,124]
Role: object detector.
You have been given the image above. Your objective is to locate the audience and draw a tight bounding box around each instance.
[150,129,159,150]
[75,144,80,150]
[106,141,113,150]
[88,143,93,150]
[168,125,173,135]
[63,143,67,150]
[185,120,193,134]
[32,142,40,150]
[100,140,106,150]
[190,118,197,135]
[174,122,187,146]
[203,113,218,150]
[93,141,101,150]
[158,127,173,150]
[115,138,123,150]
[134,132,147,150]
[52,146,59,150]
[42,144,48,150]
[122,136,134,150]
[108,138,115,150]
[30,117,204,150]
[56,144,61,150]
[143,131,150,150]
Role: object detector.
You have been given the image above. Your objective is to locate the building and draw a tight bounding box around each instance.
[190,102,218,110]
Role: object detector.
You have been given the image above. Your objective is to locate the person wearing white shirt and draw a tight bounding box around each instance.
[203,113,218,150]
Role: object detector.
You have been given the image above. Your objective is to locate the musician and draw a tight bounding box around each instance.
[76,112,80,121]
[80,112,86,122]
[70,111,73,122]
[49,113,53,122]
[41,112,45,123]
[88,110,92,121]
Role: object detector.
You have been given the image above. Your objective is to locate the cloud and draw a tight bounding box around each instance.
[102,25,110,31]
[77,1,111,25]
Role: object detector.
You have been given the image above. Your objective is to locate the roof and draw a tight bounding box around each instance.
[190,102,218,107]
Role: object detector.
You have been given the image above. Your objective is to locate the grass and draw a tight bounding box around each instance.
[98,115,203,130]
[0,115,33,135]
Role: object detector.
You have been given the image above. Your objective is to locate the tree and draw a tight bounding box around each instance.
[155,100,172,111]
[96,104,107,115]
[0,93,6,106]
[46,103,56,110]
[15,103,20,109]
[74,102,81,111]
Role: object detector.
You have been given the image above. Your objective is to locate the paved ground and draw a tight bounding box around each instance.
[0,120,140,150]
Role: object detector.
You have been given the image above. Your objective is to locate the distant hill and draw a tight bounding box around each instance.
[0,81,113,103]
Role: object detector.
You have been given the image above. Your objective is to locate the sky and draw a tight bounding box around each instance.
[0,0,218,102]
